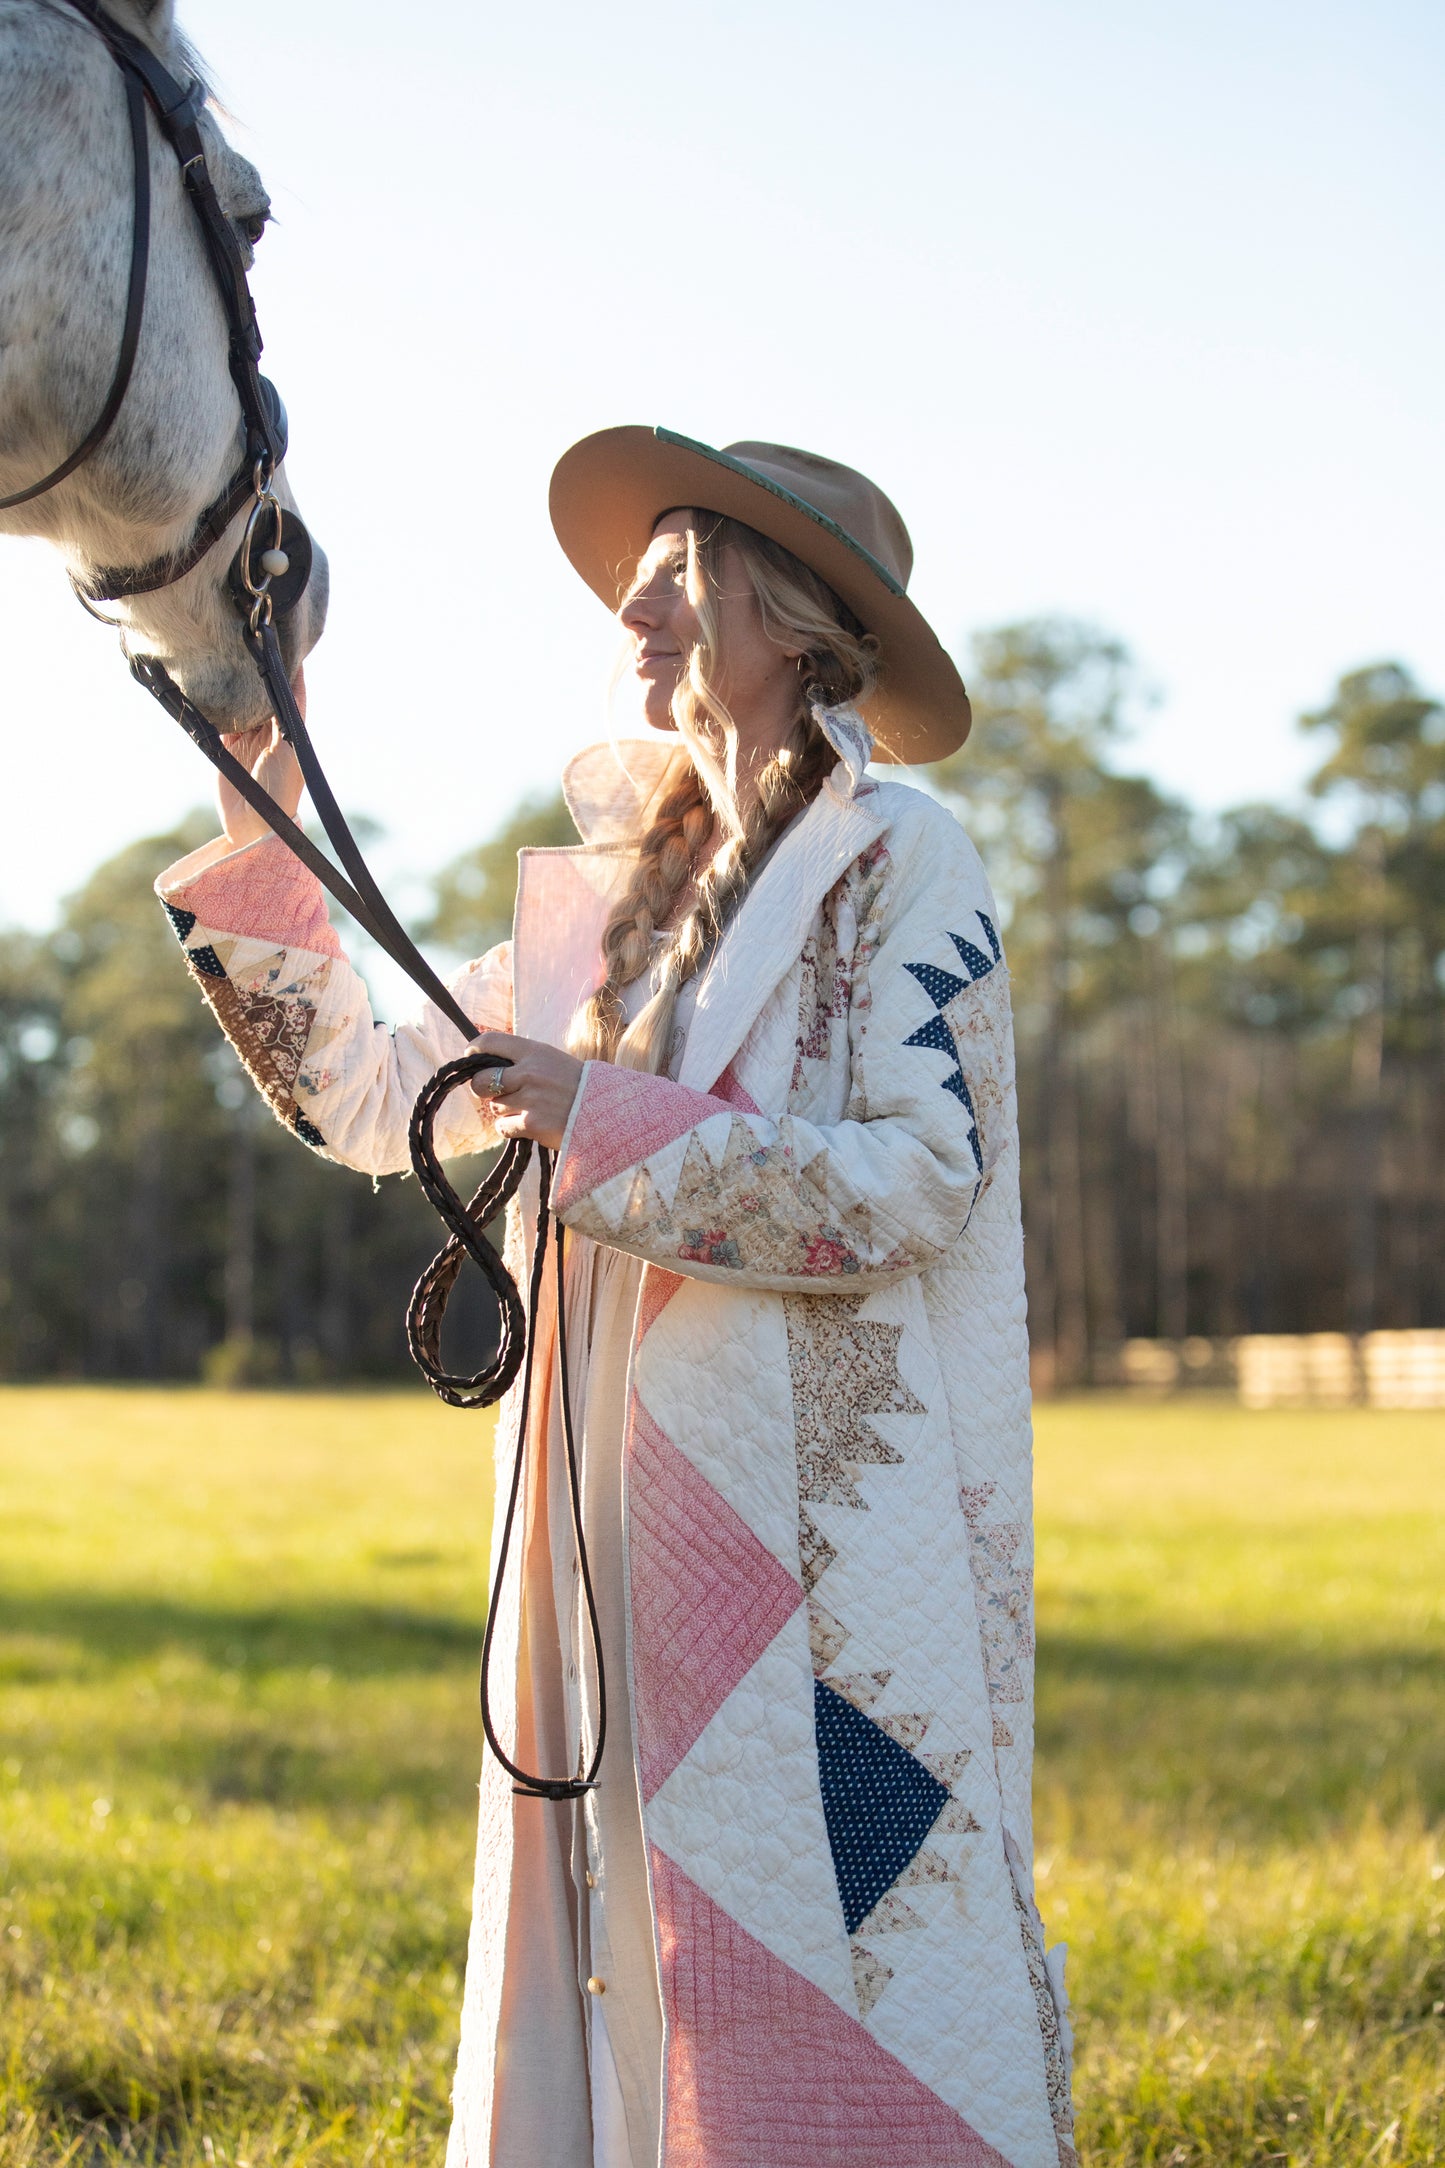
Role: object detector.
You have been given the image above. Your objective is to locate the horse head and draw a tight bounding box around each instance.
[0,0,328,729]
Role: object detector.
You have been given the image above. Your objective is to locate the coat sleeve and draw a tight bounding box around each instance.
[551,807,1015,1292]
[155,832,510,1176]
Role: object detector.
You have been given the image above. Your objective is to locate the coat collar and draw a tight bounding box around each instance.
[561,737,678,844]
[559,701,875,845]
[517,732,888,1086]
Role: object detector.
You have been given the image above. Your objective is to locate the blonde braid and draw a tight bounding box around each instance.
[566,753,713,1062]
[610,714,837,1076]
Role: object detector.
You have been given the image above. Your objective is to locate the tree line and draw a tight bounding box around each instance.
[1,620,1440,1387]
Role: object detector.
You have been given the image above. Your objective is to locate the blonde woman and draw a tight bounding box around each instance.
[156,429,1075,2168]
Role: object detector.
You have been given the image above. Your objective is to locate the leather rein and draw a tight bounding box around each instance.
[13,0,602,1802]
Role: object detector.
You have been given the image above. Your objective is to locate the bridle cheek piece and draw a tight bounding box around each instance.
[18,0,602,1804]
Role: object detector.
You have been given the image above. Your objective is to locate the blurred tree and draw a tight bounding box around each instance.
[420,790,577,957]
[930,619,1188,1384]
[0,935,66,1373]
[1167,805,1350,1336]
[0,820,473,1381]
[49,819,228,1374]
[4,650,1442,1384]
[1302,664,1445,1332]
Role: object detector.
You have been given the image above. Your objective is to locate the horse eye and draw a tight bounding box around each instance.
[237,211,270,248]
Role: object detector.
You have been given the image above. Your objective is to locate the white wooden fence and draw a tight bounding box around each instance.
[1235,1334,1359,1408]
[1103,1331,1445,1407]
[1360,1330,1445,1409]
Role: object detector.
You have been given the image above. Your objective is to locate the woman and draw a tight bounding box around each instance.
[156,429,1075,2168]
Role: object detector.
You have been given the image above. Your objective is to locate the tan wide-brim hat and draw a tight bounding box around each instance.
[548,426,970,763]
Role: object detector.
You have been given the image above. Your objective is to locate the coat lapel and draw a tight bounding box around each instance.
[676,778,888,1093]
[511,843,636,1046]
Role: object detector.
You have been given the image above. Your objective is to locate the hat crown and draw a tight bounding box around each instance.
[721,441,914,594]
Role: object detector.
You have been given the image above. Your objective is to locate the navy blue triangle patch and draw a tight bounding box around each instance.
[947,932,995,981]
[293,1111,327,1150]
[186,943,227,980]
[941,1073,983,1170]
[162,902,197,945]
[902,1012,956,1058]
[904,960,967,1012]
[814,1679,949,1934]
[977,910,1002,963]
[941,1070,977,1120]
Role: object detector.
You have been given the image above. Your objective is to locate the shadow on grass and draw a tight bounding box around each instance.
[4,1593,1441,1827]
[1036,1629,1445,1834]
[0,1589,482,1682]
[1039,1629,1441,1695]
[25,2050,358,2167]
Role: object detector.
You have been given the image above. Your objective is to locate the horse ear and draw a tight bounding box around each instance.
[130,0,178,33]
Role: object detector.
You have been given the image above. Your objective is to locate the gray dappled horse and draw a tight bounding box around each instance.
[0,0,326,726]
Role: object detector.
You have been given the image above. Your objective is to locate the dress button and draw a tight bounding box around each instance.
[585,1870,597,1889]
[587,1975,606,1996]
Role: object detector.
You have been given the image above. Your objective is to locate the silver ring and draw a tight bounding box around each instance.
[486,1063,507,1098]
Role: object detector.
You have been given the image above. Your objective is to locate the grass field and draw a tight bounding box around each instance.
[0,1389,1440,2167]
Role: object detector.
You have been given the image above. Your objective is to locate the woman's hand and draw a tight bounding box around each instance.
[217,663,307,848]
[468,1030,584,1151]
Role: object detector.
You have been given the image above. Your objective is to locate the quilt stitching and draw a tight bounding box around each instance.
[1005,1836,1079,2166]
[782,1294,987,2022]
[171,837,343,956]
[790,888,850,1098]
[959,1481,1035,1708]
[651,1848,1016,2167]
[174,926,331,1154]
[605,1116,872,1280]
[814,1680,950,1934]
[901,914,1005,1174]
[784,1295,924,1593]
[629,1400,804,1800]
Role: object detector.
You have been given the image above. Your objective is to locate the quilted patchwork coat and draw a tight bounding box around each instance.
[157,728,1075,2168]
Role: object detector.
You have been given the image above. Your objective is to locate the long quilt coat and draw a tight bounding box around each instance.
[157,725,1076,2168]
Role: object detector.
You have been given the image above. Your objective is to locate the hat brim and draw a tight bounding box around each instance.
[548,426,970,763]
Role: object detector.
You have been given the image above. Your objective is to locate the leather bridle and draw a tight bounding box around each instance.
[9,0,603,1802]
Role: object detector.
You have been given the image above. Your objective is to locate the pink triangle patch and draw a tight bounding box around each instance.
[553,1063,733,1210]
[629,1401,802,1801]
[178,836,342,957]
[636,1266,686,1344]
[712,1060,762,1114]
[652,1850,1017,2167]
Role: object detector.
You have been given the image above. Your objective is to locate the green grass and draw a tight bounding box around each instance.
[0,1389,489,2167]
[1033,1402,1445,2166]
[0,1389,1441,2165]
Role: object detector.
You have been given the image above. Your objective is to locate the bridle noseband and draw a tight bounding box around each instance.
[8,0,603,1804]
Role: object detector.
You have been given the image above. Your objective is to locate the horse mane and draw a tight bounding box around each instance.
[27,0,217,99]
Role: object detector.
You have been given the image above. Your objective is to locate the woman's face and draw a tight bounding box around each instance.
[619,513,801,741]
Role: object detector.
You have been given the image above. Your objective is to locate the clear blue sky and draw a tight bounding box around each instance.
[3,0,1440,949]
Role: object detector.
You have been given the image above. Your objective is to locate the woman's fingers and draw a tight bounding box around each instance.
[491,1105,548,1141]
[215,724,270,844]
[464,1033,583,1150]
[215,720,306,845]
[467,1031,526,1083]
